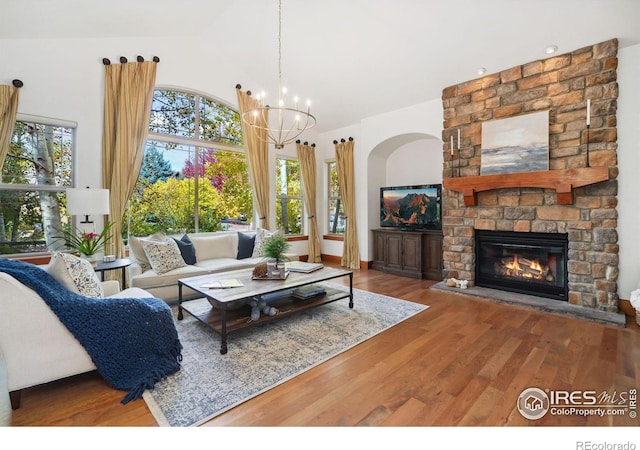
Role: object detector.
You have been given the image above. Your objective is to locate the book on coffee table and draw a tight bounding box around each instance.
[200,279,244,289]
[291,284,327,300]
[286,261,324,273]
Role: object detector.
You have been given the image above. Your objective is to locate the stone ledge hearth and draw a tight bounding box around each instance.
[431,282,625,327]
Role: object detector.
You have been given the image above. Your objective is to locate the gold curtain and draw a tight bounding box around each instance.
[296,141,321,263]
[102,60,158,268]
[0,85,20,170]
[334,138,360,269]
[236,86,270,229]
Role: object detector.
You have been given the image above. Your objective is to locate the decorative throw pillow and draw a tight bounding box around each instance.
[237,232,256,259]
[189,233,237,260]
[140,238,187,275]
[129,231,167,272]
[252,228,279,258]
[47,252,105,298]
[173,234,197,265]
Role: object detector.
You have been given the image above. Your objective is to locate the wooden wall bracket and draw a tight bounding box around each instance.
[443,167,610,206]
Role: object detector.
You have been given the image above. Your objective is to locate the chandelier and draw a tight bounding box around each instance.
[242,0,316,149]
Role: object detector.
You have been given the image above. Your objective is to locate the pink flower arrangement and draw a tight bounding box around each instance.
[63,222,113,256]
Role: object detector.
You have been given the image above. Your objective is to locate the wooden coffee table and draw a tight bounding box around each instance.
[177,266,353,354]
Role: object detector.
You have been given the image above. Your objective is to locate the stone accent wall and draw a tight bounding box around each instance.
[441,39,619,312]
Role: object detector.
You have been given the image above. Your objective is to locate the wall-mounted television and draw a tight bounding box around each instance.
[380,184,442,230]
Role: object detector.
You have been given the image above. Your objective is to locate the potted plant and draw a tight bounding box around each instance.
[263,234,290,278]
[61,222,114,265]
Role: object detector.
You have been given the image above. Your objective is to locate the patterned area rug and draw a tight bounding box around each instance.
[143,283,428,426]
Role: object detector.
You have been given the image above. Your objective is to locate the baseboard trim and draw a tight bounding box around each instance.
[320,254,371,270]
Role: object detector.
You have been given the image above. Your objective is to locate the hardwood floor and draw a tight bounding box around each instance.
[5,267,640,427]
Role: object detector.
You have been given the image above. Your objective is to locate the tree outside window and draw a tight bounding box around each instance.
[124,89,252,239]
[327,160,345,235]
[0,117,74,255]
[276,157,303,235]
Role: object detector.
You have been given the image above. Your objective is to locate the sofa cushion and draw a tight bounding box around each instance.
[194,257,261,272]
[173,234,197,265]
[129,264,210,290]
[47,252,104,298]
[190,233,237,260]
[129,232,167,272]
[141,238,187,275]
[108,287,154,299]
[237,232,256,259]
[252,228,280,258]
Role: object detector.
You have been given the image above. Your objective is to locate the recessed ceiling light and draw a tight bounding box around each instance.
[477,67,486,76]
[545,45,558,54]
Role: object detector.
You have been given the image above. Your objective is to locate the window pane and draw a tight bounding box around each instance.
[277,159,301,197]
[5,121,73,187]
[0,189,67,255]
[276,198,302,235]
[126,142,196,236]
[328,199,345,234]
[127,142,253,237]
[149,89,196,138]
[328,161,340,197]
[195,148,253,232]
[199,97,243,146]
[1,118,73,255]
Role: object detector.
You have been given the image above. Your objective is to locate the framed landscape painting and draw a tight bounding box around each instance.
[480,110,549,175]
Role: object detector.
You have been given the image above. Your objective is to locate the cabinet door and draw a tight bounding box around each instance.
[401,234,421,273]
[386,234,403,270]
[424,232,443,279]
[372,232,386,266]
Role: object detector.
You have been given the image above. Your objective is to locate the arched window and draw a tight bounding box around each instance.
[125,88,253,238]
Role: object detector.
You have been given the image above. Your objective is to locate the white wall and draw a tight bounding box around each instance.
[385,138,442,186]
[616,43,640,299]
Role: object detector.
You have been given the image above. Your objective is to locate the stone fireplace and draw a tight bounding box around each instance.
[440,39,620,315]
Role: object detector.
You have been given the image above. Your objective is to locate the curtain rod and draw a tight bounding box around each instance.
[12,79,23,88]
[333,137,353,144]
[236,84,252,96]
[295,140,315,147]
[102,56,160,65]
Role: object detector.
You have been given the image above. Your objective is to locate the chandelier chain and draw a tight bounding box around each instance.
[241,0,316,149]
[278,0,282,98]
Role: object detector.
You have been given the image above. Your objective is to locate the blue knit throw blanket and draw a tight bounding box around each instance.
[0,259,182,404]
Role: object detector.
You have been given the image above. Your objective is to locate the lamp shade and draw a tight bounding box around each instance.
[66,188,110,216]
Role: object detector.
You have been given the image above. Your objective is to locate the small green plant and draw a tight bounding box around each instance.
[262,234,290,261]
[60,222,114,256]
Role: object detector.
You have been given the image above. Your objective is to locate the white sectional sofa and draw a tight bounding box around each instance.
[128,230,298,303]
[0,271,153,409]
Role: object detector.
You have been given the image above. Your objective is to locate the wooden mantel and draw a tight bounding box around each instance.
[443,167,610,206]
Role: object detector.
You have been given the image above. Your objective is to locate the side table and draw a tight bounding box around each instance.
[94,258,132,288]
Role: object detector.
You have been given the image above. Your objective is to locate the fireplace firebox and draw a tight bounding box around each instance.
[475,230,568,301]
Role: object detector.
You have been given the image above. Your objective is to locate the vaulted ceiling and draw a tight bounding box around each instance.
[2,0,639,133]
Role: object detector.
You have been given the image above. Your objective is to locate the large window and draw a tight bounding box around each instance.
[0,115,75,255]
[125,89,252,237]
[327,160,345,235]
[276,157,303,235]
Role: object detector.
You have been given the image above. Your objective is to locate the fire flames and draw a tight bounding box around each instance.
[504,255,543,279]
